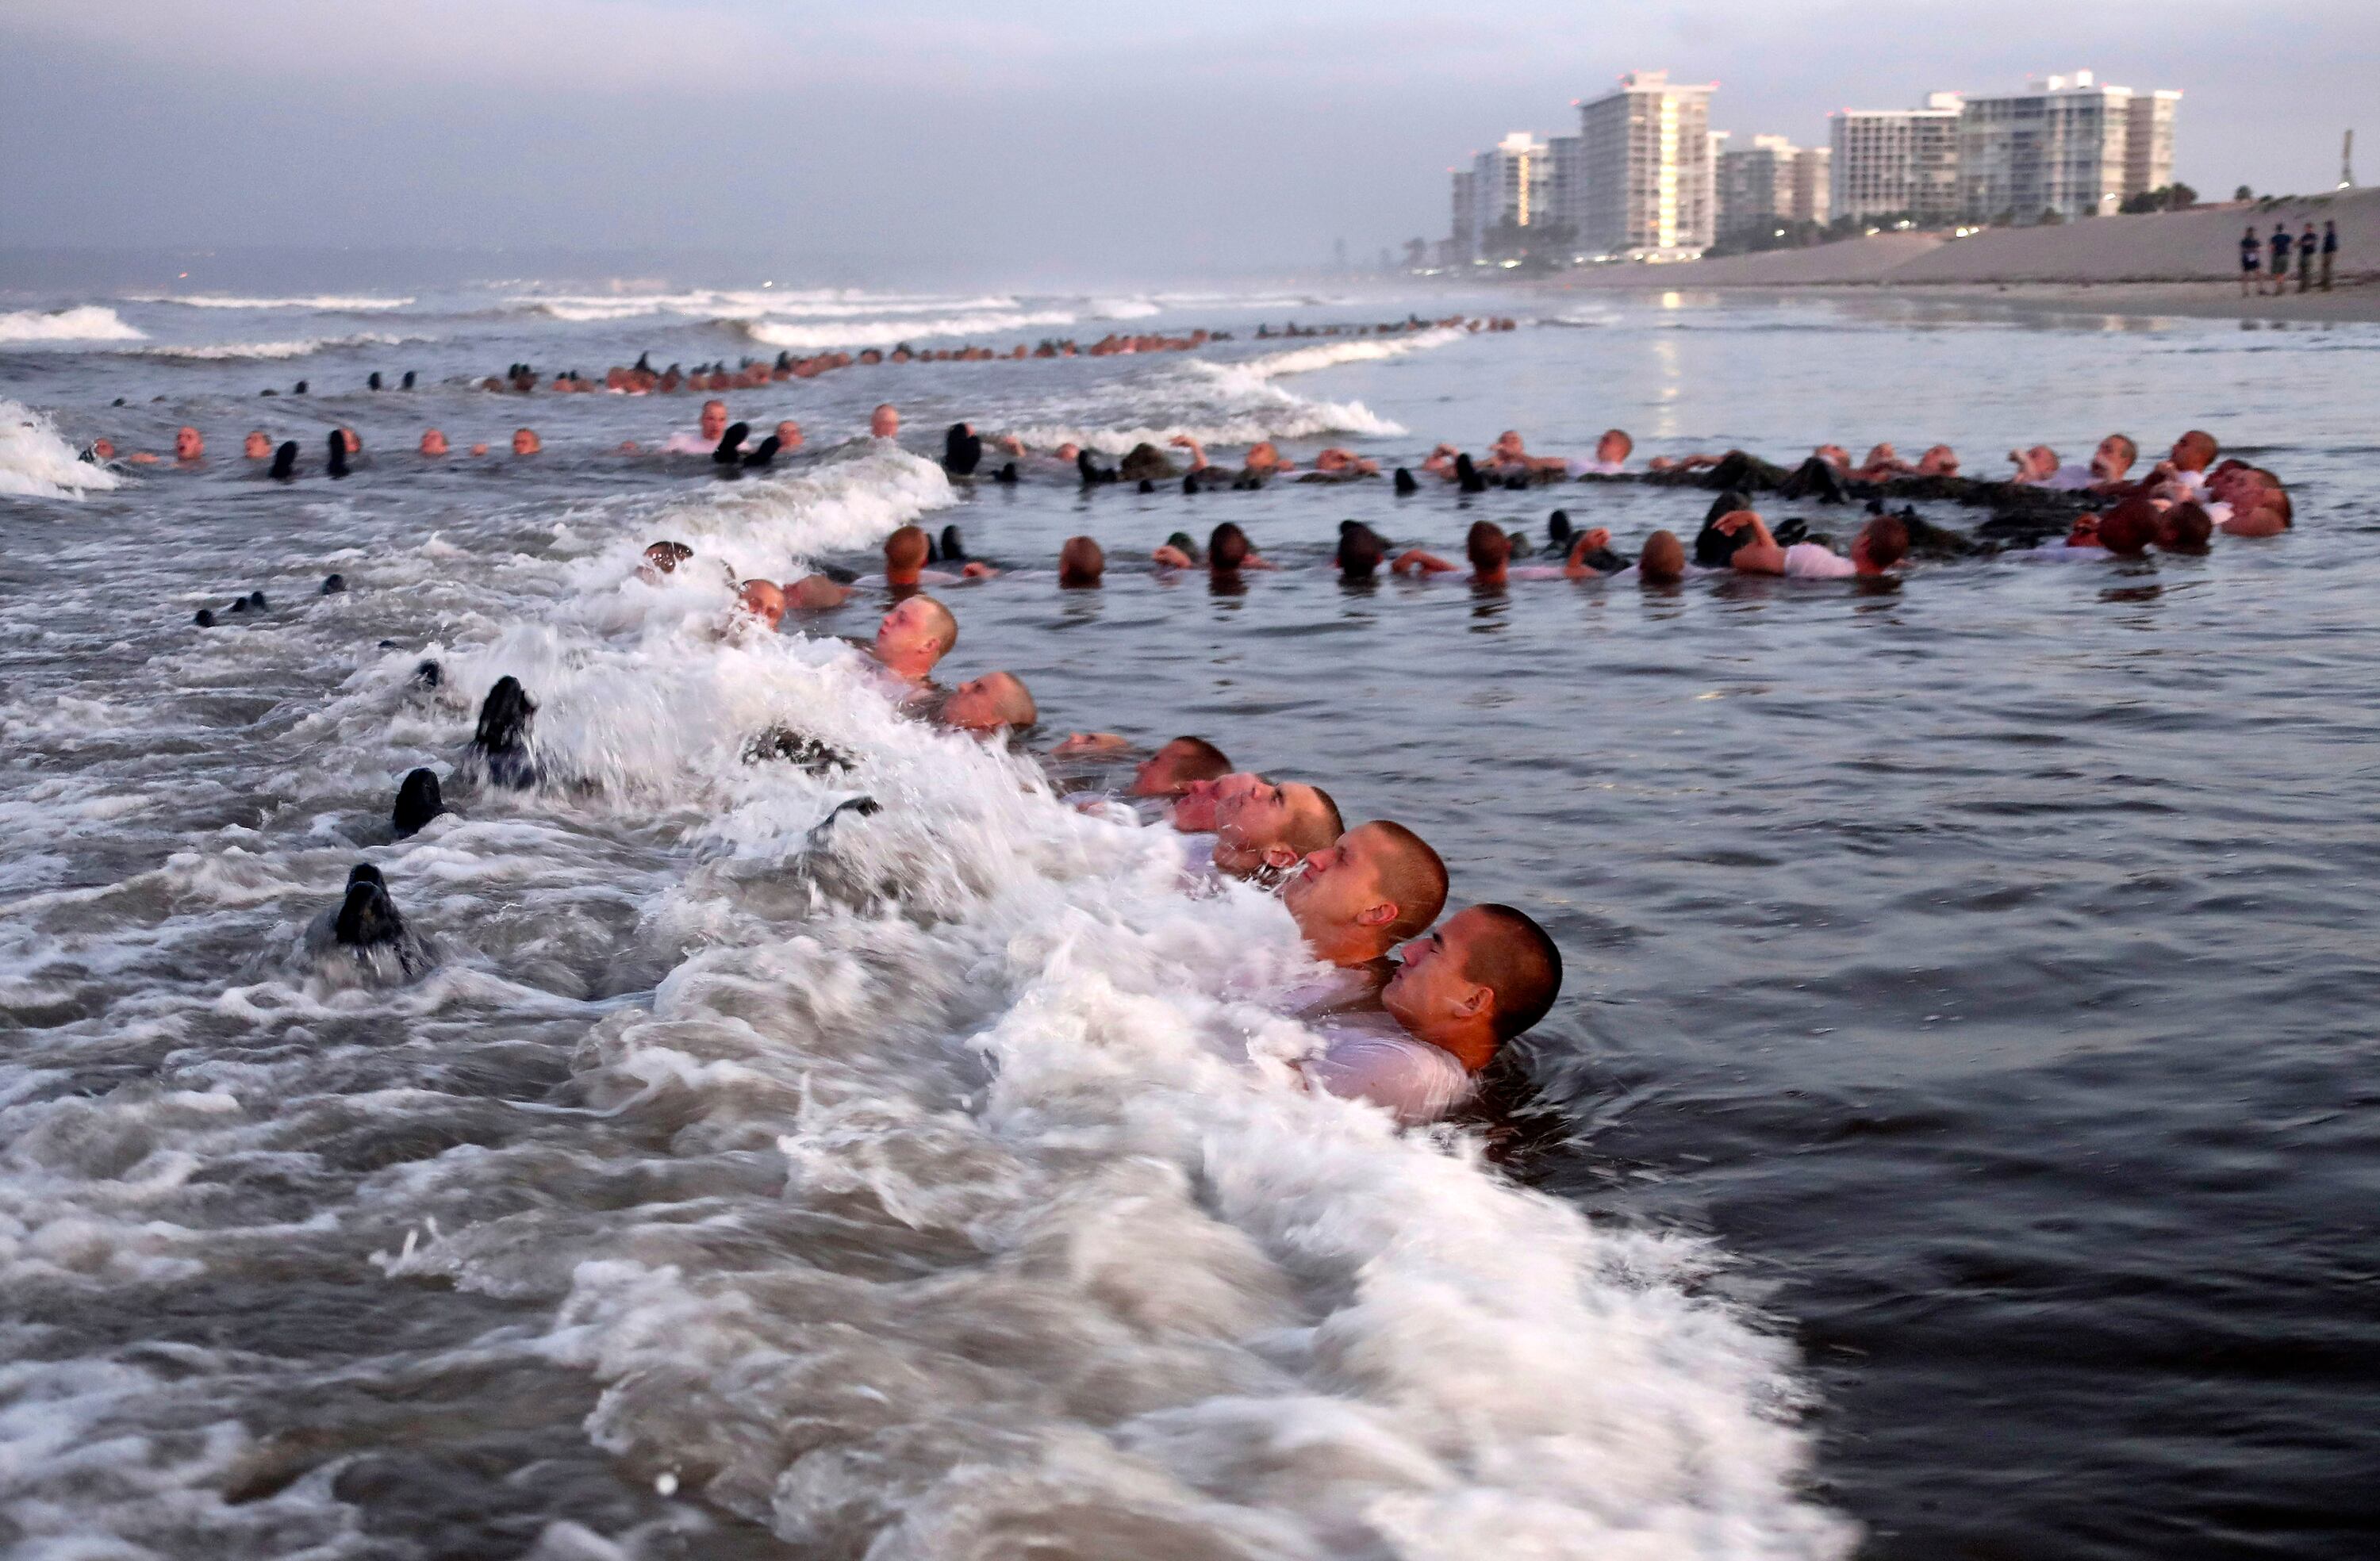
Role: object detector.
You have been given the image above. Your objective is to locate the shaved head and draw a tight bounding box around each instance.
[1466,519,1511,573]
[1058,535,1105,586]
[1463,903,1563,1040]
[1384,903,1564,1068]
[1639,530,1686,584]
[1131,735,1230,797]
[885,524,931,579]
[1212,777,1344,877]
[941,670,1036,731]
[1284,819,1449,967]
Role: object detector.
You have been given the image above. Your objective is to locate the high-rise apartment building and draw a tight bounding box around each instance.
[1574,71,1718,258]
[1791,146,1832,226]
[1717,134,1831,239]
[1829,92,1964,224]
[1444,132,1552,263]
[1957,71,2181,221]
[2123,89,2182,198]
[1445,167,1477,265]
[1547,134,1586,251]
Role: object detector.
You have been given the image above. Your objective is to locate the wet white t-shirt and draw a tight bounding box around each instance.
[1782,543,1858,579]
[1302,1019,1473,1126]
[2038,463,2098,491]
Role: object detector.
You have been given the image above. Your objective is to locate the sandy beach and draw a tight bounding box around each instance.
[1533,186,2380,321]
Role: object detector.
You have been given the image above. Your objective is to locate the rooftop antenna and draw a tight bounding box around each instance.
[2342,128,2356,189]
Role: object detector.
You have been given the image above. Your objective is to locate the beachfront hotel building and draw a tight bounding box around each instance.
[1829,93,1964,224]
[1444,132,1553,263]
[1956,71,2181,221]
[1573,71,1718,259]
[1716,135,1831,240]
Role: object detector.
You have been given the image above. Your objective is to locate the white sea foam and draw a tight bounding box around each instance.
[1000,331,1457,452]
[1006,406,1400,454]
[0,399,123,499]
[0,305,147,344]
[1207,327,1464,382]
[123,332,428,361]
[512,290,1021,324]
[357,637,1848,1559]
[733,309,1080,350]
[1084,295,1164,320]
[0,424,1848,1555]
[125,293,416,311]
[634,443,960,579]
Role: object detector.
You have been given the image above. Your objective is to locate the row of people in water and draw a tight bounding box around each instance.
[75,401,2293,547]
[472,316,1501,396]
[80,401,1360,489]
[679,462,2272,647]
[329,409,2279,1112]
[345,558,1560,1124]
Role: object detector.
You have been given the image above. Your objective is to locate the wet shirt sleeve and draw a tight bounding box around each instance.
[1303,1031,1474,1126]
[1782,543,1859,579]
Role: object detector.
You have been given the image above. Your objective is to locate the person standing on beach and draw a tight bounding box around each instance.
[2240,225,2262,296]
[2297,223,2318,293]
[2321,221,2339,291]
[2267,224,2292,297]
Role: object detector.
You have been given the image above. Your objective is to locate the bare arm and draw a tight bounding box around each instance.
[1717,512,1787,575]
[1392,548,1458,576]
[2219,507,2289,538]
[1560,528,1614,579]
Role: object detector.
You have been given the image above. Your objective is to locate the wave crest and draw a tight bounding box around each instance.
[124,332,427,361]
[124,293,416,311]
[733,310,1080,351]
[0,306,147,344]
[0,399,124,498]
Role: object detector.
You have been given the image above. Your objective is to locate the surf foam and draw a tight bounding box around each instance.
[367,650,1851,1559]
[733,310,1080,351]
[0,399,124,499]
[1002,332,1457,452]
[125,294,416,311]
[0,306,147,344]
[124,332,426,361]
[0,419,1848,1557]
[324,440,1848,1559]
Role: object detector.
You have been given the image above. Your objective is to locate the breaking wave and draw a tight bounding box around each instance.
[122,332,428,361]
[0,306,147,344]
[732,310,1081,351]
[125,293,417,311]
[0,397,125,499]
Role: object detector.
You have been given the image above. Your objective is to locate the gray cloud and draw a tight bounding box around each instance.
[4,0,2374,284]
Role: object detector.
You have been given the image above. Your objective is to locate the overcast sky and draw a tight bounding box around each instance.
[5,0,2375,285]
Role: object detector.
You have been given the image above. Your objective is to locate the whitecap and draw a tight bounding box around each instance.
[0,398,124,499]
[0,305,147,344]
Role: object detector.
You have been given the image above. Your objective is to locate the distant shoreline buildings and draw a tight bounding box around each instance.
[1440,68,2182,268]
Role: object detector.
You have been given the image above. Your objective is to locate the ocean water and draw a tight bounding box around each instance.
[2,280,2376,1560]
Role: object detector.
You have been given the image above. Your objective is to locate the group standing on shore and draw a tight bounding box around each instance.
[2243,218,2339,296]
